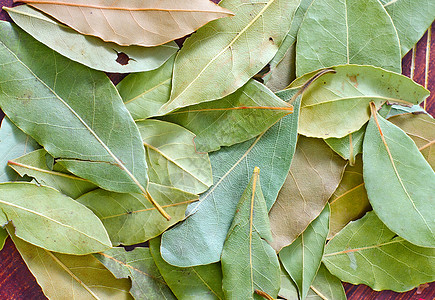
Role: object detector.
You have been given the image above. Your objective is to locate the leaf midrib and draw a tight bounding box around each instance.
[302,96,414,108]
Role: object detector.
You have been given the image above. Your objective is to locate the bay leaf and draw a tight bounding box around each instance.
[296,0,401,77]
[95,247,175,300]
[150,236,224,300]
[160,0,301,113]
[289,65,429,138]
[0,22,169,218]
[160,93,301,267]
[77,183,198,246]
[384,104,427,118]
[269,136,346,252]
[0,228,7,251]
[279,204,330,300]
[0,117,39,182]
[384,0,435,56]
[4,5,178,73]
[17,0,233,47]
[0,182,111,254]
[388,113,435,169]
[324,125,366,165]
[162,79,293,152]
[278,267,299,300]
[9,149,97,199]
[221,167,280,300]
[306,264,346,300]
[363,104,435,247]
[137,119,213,194]
[118,55,175,121]
[8,228,132,300]
[323,211,435,292]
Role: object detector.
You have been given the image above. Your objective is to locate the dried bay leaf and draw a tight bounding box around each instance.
[150,237,224,300]
[289,65,429,138]
[77,183,198,246]
[0,228,7,251]
[137,120,212,194]
[323,212,435,292]
[4,5,178,73]
[160,0,301,113]
[162,80,293,152]
[95,247,176,300]
[363,104,435,248]
[16,0,233,47]
[269,136,346,252]
[221,168,280,300]
[0,182,111,254]
[278,268,299,300]
[279,204,330,300]
[296,0,401,76]
[324,125,365,165]
[306,264,346,300]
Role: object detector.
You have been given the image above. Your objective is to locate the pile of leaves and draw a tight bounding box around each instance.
[0,0,434,299]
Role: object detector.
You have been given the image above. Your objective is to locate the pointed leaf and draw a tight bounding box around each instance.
[0,183,111,254]
[289,65,429,138]
[306,264,346,300]
[17,0,233,47]
[221,167,280,300]
[95,247,176,300]
[324,125,366,164]
[160,0,301,113]
[269,136,346,251]
[150,237,224,300]
[161,94,300,267]
[323,212,435,292]
[363,105,435,247]
[279,267,299,300]
[162,80,293,152]
[279,204,330,300]
[4,5,178,73]
[0,228,7,251]
[137,120,212,194]
[77,183,198,246]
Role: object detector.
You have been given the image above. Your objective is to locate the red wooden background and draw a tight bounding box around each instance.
[0,1,434,299]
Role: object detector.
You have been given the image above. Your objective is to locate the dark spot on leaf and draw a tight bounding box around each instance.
[269,37,274,43]
[115,51,131,65]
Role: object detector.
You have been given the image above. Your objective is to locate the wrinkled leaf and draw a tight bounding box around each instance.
[324,125,366,165]
[9,149,97,199]
[296,0,401,76]
[328,155,371,238]
[0,182,111,254]
[4,5,178,73]
[269,136,346,251]
[77,183,198,246]
[163,79,293,152]
[0,228,7,251]
[161,93,300,267]
[0,117,39,182]
[323,211,435,292]
[137,120,212,194]
[221,167,280,300]
[95,247,175,300]
[17,0,233,47]
[150,237,224,300]
[160,0,301,113]
[306,264,346,300]
[289,65,429,138]
[279,267,299,300]
[279,204,330,300]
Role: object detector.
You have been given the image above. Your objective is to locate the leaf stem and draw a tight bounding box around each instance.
[254,289,275,300]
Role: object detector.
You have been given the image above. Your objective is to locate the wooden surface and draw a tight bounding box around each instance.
[0,1,434,299]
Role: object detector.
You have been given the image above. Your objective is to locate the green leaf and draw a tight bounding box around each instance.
[7,228,132,300]
[289,65,429,138]
[0,228,7,251]
[95,247,175,300]
[0,182,111,254]
[8,149,97,199]
[76,183,198,246]
[0,117,39,182]
[328,155,371,238]
[324,125,366,165]
[160,0,301,113]
[279,204,330,300]
[323,211,435,292]
[384,0,435,56]
[137,119,212,194]
[269,136,346,251]
[150,236,225,300]
[162,80,293,152]
[118,54,175,121]
[278,267,299,300]
[296,0,401,76]
[306,264,346,300]
[4,5,178,73]
[221,167,280,300]
[363,105,435,247]
[160,94,300,267]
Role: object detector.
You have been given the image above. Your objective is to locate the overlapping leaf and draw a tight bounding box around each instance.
[0,228,7,251]
[324,125,366,165]
[278,268,299,300]
[306,264,346,300]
